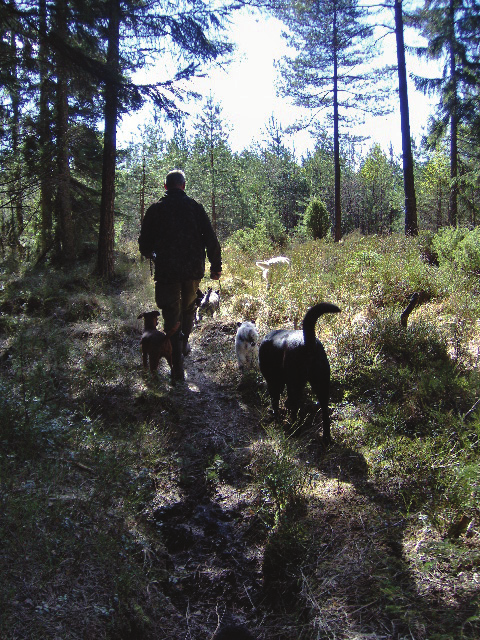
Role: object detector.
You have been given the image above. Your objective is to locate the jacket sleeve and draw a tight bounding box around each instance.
[138,205,156,257]
[199,205,222,272]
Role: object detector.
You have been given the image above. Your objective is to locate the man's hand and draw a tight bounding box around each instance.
[210,270,221,281]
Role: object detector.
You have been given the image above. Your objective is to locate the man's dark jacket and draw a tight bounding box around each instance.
[138,189,222,283]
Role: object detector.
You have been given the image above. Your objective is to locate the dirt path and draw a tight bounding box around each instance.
[140,320,269,639]
[134,320,412,640]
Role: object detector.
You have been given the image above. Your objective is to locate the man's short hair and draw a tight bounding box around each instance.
[165,169,186,189]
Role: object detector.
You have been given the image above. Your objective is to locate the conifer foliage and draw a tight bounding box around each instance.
[0,0,232,274]
[272,0,382,241]
[410,0,480,227]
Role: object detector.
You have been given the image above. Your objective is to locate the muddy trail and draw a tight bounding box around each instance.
[130,319,427,640]
[2,305,477,640]
[135,320,270,638]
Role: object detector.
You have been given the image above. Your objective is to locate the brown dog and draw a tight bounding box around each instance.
[137,311,180,374]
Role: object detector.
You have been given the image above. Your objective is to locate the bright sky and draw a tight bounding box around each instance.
[119,8,439,159]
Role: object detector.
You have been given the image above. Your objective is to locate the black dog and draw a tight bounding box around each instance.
[258,302,340,444]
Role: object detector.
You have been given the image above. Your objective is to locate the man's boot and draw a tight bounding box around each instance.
[170,329,185,382]
[182,311,195,357]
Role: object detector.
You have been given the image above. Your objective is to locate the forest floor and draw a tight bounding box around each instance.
[128,321,479,640]
[1,258,479,639]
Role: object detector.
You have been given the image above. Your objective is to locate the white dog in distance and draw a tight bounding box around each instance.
[235,321,259,372]
[255,256,290,288]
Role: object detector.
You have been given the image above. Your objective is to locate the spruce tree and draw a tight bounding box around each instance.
[93,0,233,278]
[410,0,480,227]
[273,0,381,241]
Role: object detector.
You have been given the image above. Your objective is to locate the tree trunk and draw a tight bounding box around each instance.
[333,2,342,242]
[39,0,53,255]
[9,30,23,255]
[448,0,458,226]
[97,0,120,279]
[55,0,75,261]
[210,145,217,233]
[394,0,418,236]
[140,155,145,225]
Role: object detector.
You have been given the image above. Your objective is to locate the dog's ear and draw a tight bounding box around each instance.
[137,313,145,319]
[154,310,160,317]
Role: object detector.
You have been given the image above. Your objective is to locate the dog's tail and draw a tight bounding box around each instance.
[303,302,341,347]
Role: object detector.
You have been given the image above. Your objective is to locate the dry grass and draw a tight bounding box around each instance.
[0,234,479,639]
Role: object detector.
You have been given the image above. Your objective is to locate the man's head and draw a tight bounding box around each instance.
[165,169,186,191]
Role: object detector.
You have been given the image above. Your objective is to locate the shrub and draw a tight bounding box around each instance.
[455,228,480,275]
[418,230,439,266]
[432,227,468,266]
[249,426,311,523]
[226,220,285,258]
[302,198,330,240]
[430,227,480,276]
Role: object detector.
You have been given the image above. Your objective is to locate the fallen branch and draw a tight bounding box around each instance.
[401,292,420,327]
[71,459,95,474]
[464,398,480,421]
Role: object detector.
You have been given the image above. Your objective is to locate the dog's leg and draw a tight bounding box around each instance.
[320,402,332,444]
[319,397,331,444]
[267,381,284,419]
[310,381,332,444]
[285,383,302,421]
[150,352,160,373]
[181,311,195,356]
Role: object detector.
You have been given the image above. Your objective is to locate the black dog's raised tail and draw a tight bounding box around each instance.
[303,302,341,346]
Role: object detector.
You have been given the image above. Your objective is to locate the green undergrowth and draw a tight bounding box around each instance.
[0,232,479,639]
[223,231,480,636]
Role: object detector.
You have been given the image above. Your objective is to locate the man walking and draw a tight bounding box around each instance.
[139,169,222,381]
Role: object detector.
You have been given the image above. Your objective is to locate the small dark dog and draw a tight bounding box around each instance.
[258,302,340,444]
[196,287,220,322]
[193,288,204,326]
[137,311,179,374]
[212,624,255,639]
[195,288,204,309]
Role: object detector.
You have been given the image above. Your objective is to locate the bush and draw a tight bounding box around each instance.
[226,221,281,258]
[432,227,468,266]
[455,228,480,275]
[302,198,330,240]
[431,227,480,276]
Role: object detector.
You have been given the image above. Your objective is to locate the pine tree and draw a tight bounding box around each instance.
[188,97,242,237]
[410,0,480,227]
[273,0,382,241]
[262,117,308,232]
[359,143,403,233]
[97,0,120,279]
[394,0,418,235]
[94,0,233,278]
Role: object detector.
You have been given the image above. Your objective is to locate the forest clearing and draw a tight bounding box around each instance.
[1,232,479,639]
[2,1,480,637]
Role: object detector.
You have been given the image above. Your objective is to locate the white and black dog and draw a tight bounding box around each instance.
[235,321,259,372]
[258,302,340,444]
[196,287,220,322]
